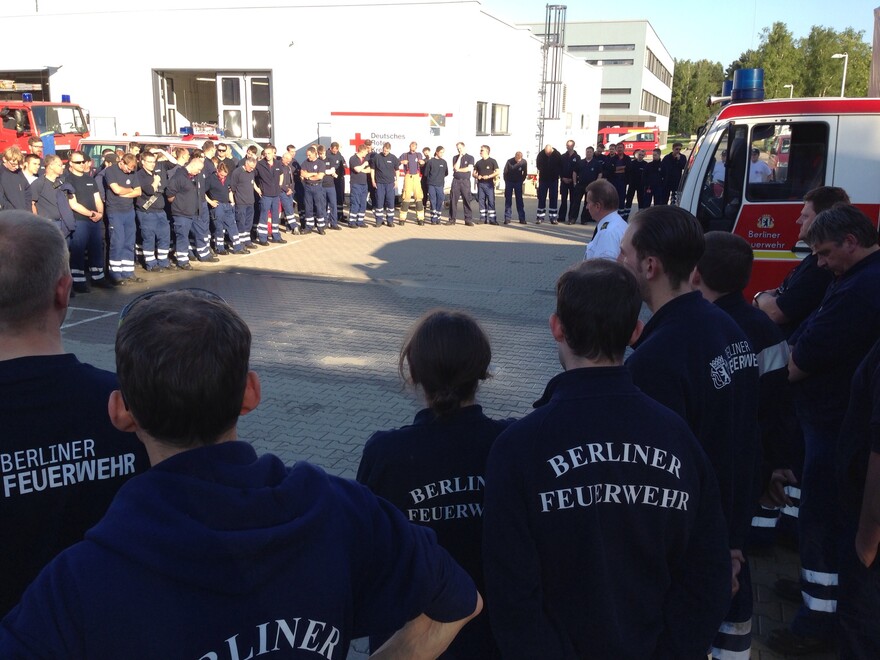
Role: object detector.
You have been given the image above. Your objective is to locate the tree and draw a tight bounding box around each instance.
[753,23,802,99]
[669,58,725,134]
[724,23,872,98]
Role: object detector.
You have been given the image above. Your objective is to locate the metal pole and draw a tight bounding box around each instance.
[841,53,848,97]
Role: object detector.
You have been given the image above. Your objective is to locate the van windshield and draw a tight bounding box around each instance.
[30,105,88,135]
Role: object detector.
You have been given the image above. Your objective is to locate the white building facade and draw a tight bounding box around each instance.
[0,0,600,165]
[523,19,673,145]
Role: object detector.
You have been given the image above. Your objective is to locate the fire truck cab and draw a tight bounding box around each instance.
[677,71,880,296]
[0,95,89,160]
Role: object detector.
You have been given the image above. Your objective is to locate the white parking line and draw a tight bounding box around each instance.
[62,310,117,329]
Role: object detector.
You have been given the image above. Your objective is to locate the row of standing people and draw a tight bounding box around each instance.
[531,139,688,225]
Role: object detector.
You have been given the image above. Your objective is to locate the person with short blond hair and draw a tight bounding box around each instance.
[0,146,30,211]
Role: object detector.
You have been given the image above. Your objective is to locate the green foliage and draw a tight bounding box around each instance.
[728,22,871,98]
[670,22,872,133]
[669,59,725,135]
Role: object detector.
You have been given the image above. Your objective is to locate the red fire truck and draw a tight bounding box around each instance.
[597,126,660,154]
[0,96,90,161]
[677,73,880,296]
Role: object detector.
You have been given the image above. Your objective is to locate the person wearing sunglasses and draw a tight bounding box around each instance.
[66,150,112,291]
[0,288,482,658]
[215,143,236,175]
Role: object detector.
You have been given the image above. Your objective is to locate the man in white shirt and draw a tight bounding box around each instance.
[583,179,627,261]
[749,148,773,183]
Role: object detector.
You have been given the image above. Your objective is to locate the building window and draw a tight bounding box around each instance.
[645,48,673,87]
[491,103,509,135]
[600,102,631,109]
[569,44,635,52]
[601,87,632,95]
[476,101,488,135]
[585,59,634,66]
[640,91,670,117]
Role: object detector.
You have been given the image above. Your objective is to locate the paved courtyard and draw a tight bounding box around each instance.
[61,198,828,659]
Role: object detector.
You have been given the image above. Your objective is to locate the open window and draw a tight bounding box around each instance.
[746,122,828,202]
[696,123,748,232]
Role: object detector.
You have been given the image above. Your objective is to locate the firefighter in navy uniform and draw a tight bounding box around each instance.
[317,145,341,230]
[558,140,580,223]
[449,142,475,226]
[607,143,631,218]
[624,149,649,215]
[474,145,500,225]
[164,156,204,271]
[279,152,300,235]
[535,144,562,224]
[328,142,346,223]
[371,143,400,229]
[646,149,665,208]
[569,146,603,225]
[502,151,527,224]
[484,260,731,659]
[134,151,171,271]
[254,145,286,245]
[300,146,327,235]
[620,206,760,660]
[767,205,880,656]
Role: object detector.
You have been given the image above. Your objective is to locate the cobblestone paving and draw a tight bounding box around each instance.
[62,199,830,659]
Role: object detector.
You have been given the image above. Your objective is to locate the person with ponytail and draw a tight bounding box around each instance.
[357,309,513,659]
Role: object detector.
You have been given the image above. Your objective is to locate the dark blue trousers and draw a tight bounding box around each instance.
[504,181,525,222]
[258,195,281,243]
[349,184,367,226]
[193,202,212,260]
[375,182,395,226]
[107,209,136,281]
[69,219,106,284]
[172,215,195,266]
[136,209,170,268]
[235,204,254,245]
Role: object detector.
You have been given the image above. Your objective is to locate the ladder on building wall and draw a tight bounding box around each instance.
[536,4,566,153]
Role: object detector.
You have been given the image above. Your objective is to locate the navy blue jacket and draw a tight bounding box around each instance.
[165,166,200,216]
[574,157,603,188]
[626,291,760,549]
[358,405,513,658]
[424,158,449,188]
[255,158,284,197]
[535,149,562,179]
[715,292,796,484]
[559,151,580,179]
[483,367,730,659]
[791,250,880,425]
[837,338,880,523]
[660,153,687,191]
[0,355,148,616]
[0,442,477,659]
[0,167,31,211]
[773,253,833,338]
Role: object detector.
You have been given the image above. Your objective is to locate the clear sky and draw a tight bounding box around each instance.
[479,0,877,66]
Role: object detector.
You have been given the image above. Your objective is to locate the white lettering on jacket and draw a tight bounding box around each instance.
[197,617,342,660]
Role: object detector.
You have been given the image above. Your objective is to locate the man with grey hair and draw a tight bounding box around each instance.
[0,211,148,616]
[768,204,880,655]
